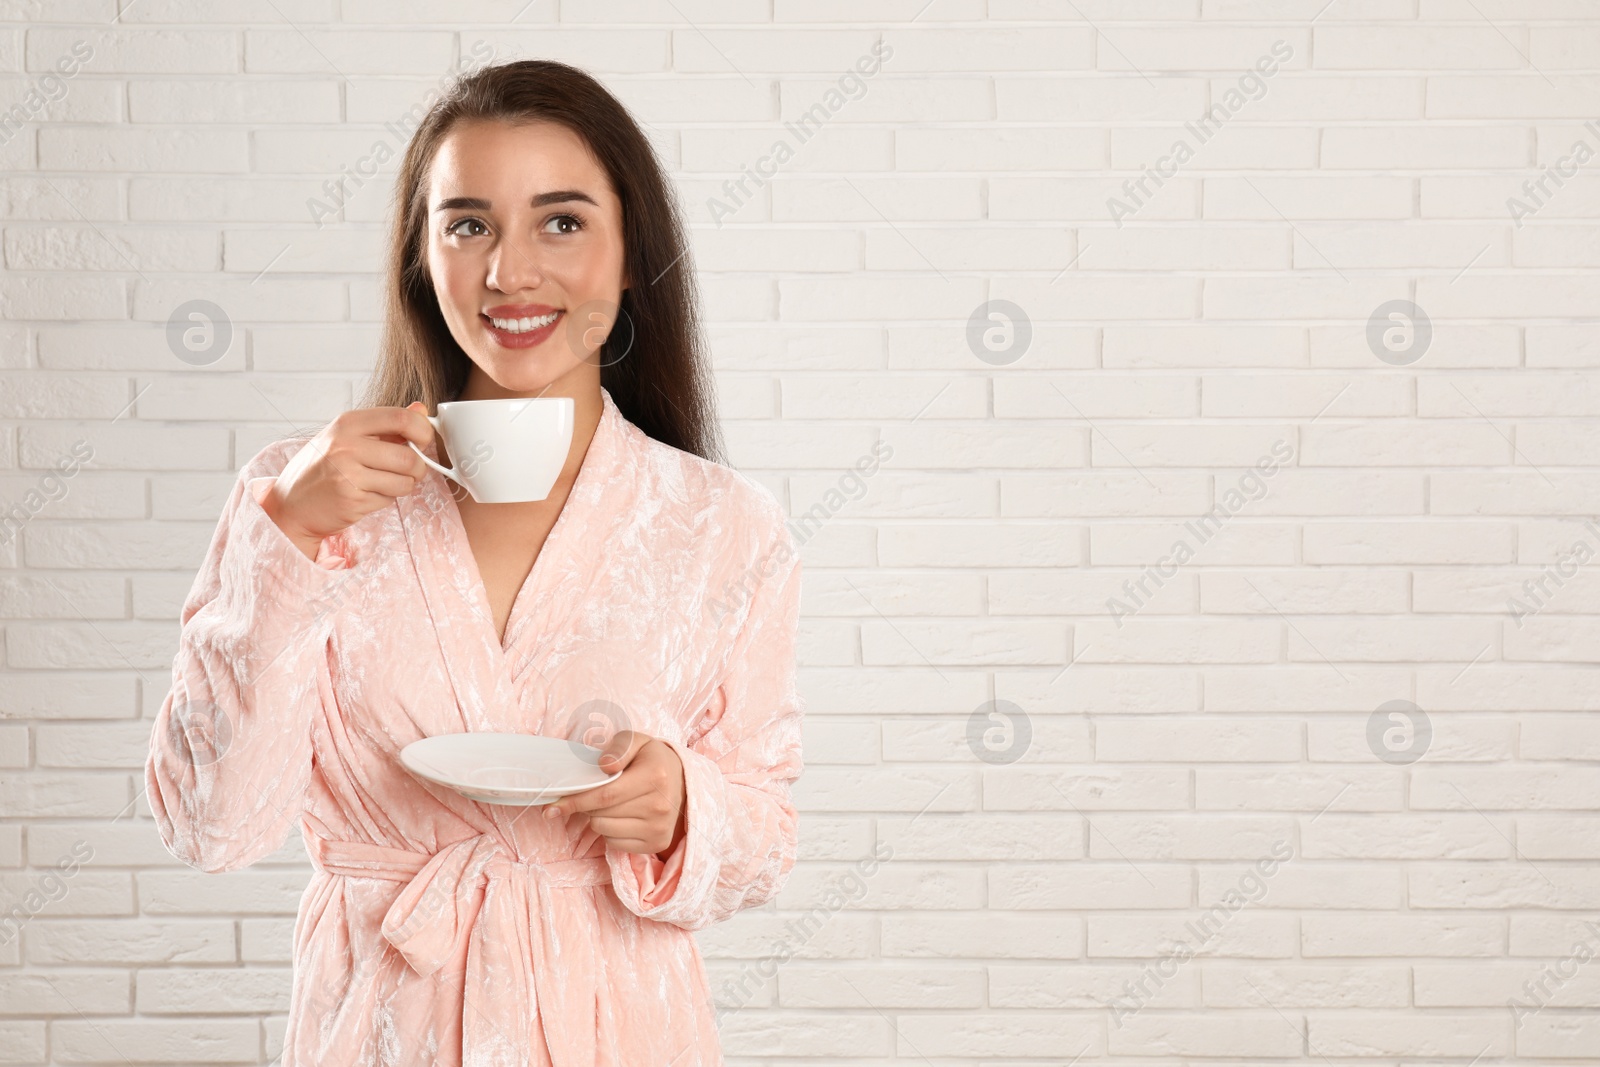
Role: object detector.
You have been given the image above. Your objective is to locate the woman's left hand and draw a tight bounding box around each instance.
[545,730,687,859]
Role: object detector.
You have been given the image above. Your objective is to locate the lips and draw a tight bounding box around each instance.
[481,308,563,349]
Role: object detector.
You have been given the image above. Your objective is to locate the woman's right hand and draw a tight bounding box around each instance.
[260,402,435,561]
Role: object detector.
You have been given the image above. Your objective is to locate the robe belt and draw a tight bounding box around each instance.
[306,830,611,1067]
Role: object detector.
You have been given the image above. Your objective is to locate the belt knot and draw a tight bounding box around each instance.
[305,826,612,1064]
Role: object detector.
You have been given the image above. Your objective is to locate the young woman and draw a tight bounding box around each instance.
[144,60,804,1066]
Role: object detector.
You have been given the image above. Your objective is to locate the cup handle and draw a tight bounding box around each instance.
[408,415,460,484]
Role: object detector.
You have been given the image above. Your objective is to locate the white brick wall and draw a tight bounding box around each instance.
[1,0,1598,1063]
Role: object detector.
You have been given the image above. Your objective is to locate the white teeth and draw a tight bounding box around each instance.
[487,311,559,333]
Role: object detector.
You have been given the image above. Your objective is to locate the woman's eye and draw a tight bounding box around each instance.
[445,214,583,239]
[446,218,488,238]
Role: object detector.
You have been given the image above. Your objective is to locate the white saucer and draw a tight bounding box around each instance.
[399,733,621,807]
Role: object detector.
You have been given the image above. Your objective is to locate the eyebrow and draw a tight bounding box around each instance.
[433,190,598,212]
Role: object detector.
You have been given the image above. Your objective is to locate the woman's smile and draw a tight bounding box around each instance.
[481,304,563,349]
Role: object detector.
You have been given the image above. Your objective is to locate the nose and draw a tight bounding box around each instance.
[485,229,543,293]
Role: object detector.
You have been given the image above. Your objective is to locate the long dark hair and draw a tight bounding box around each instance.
[358,58,724,464]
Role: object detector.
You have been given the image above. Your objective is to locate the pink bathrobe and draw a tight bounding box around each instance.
[144,386,804,1066]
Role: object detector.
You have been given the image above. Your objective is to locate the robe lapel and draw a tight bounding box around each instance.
[394,387,634,739]
[499,387,632,693]
[394,452,521,735]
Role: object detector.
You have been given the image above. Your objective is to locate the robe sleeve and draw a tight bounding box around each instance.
[144,438,356,875]
[607,513,804,931]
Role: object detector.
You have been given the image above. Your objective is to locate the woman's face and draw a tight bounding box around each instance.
[425,118,629,398]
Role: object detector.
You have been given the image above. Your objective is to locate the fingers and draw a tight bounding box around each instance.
[399,402,434,450]
[548,733,649,816]
[333,406,434,494]
[270,405,437,540]
[548,772,663,817]
[584,816,652,837]
[349,468,420,499]
[352,438,430,479]
[347,403,436,450]
[583,816,666,854]
[546,732,682,859]
[549,738,676,819]
[597,729,650,772]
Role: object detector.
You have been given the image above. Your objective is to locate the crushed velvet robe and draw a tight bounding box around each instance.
[144,386,804,1066]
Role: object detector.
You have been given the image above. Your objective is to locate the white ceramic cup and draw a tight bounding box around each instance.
[408,397,575,503]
